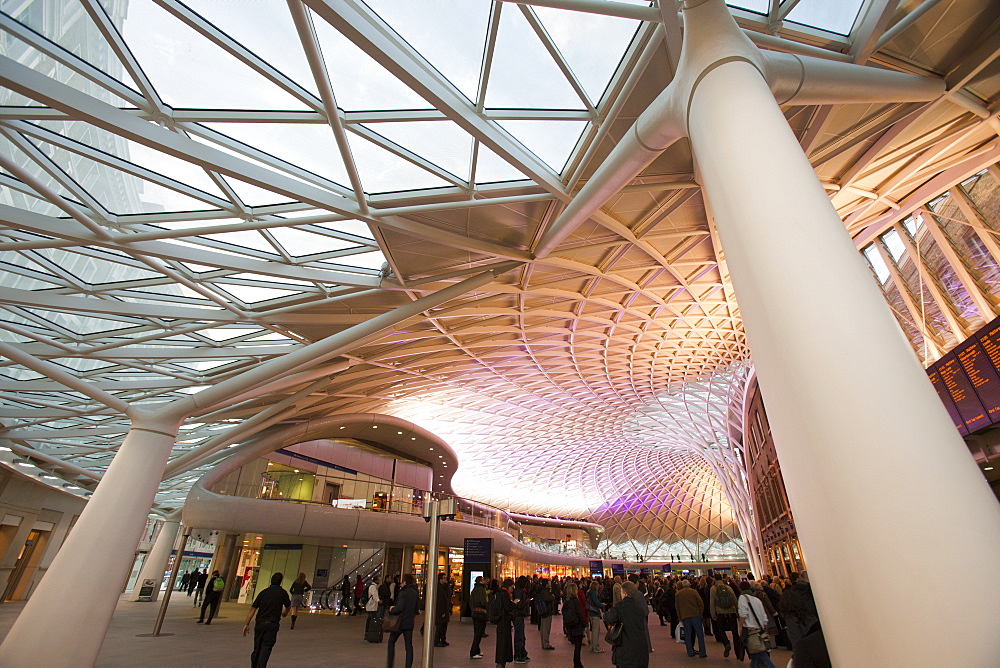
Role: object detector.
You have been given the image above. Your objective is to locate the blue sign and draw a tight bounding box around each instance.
[588,560,603,575]
[660,564,671,573]
[464,538,492,563]
[611,563,625,575]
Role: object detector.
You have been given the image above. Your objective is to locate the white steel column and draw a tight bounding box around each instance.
[127,515,181,602]
[687,47,1000,668]
[0,409,181,667]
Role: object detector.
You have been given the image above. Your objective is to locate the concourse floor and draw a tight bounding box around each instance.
[0,593,793,667]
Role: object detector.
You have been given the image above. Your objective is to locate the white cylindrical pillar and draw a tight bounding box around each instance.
[0,411,180,666]
[688,59,1000,666]
[127,517,181,602]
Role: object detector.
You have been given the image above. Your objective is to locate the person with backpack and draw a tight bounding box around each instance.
[710,577,741,658]
[535,578,555,651]
[288,573,311,630]
[197,570,225,625]
[604,581,651,668]
[490,578,516,667]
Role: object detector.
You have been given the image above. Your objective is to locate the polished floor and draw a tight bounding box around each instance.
[0,593,793,667]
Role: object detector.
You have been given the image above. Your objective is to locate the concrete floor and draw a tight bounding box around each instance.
[0,593,793,667]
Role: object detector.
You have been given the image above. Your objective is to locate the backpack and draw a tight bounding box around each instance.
[535,594,549,617]
[715,584,735,609]
[487,591,504,624]
[212,577,224,592]
[361,585,370,606]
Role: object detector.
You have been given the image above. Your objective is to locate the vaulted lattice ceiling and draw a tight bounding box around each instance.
[1,0,998,551]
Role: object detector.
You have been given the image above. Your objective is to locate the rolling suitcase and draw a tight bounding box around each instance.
[365,616,384,643]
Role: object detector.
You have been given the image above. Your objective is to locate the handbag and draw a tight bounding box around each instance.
[382,611,402,634]
[742,595,773,653]
[605,622,623,646]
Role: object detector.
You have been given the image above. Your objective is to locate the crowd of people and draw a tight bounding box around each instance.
[372,569,828,668]
[229,566,829,668]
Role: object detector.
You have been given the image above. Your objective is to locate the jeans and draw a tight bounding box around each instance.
[250,620,279,667]
[513,617,527,659]
[682,616,706,657]
[750,651,777,668]
[589,616,603,652]
[471,616,487,656]
[539,615,552,648]
[387,628,414,668]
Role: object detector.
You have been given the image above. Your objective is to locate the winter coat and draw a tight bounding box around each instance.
[604,595,650,668]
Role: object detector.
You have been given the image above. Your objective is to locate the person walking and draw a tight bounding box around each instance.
[710,577,741,659]
[738,582,776,668]
[192,569,207,607]
[386,573,419,668]
[288,573,311,630]
[197,570,225,625]
[186,568,200,598]
[604,581,650,668]
[434,572,452,647]
[675,580,707,658]
[586,580,605,654]
[780,571,818,650]
[339,575,352,615]
[179,570,190,592]
[469,575,489,659]
[243,572,291,668]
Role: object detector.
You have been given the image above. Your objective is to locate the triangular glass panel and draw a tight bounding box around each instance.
[183,0,320,99]
[221,176,296,208]
[360,121,473,182]
[313,219,376,241]
[113,1,311,110]
[198,229,277,254]
[484,5,586,110]
[202,122,352,190]
[310,9,433,111]
[474,143,531,184]
[785,0,865,36]
[363,0,490,103]
[350,133,453,194]
[215,283,302,304]
[267,227,360,257]
[34,120,232,202]
[0,135,80,203]
[39,142,219,215]
[532,6,640,105]
[497,120,588,173]
[5,2,145,106]
[326,250,387,271]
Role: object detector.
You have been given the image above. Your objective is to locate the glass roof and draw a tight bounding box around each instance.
[0,0,985,540]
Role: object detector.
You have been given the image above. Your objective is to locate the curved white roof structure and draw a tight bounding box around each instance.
[1,0,998,562]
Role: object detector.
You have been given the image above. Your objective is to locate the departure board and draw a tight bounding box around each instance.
[927,315,1000,435]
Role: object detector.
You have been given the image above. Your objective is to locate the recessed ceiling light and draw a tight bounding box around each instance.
[372,425,378,429]
[398,431,402,435]
[986,466,995,471]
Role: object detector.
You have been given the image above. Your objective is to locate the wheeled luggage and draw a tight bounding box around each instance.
[365,616,384,643]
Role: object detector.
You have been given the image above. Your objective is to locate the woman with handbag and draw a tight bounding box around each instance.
[385,574,418,668]
[737,582,776,668]
[586,580,606,654]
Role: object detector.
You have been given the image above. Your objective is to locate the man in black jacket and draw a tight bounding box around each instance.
[243,572,291,668]
[604,581,651,668]
[197,570,225,625]
[780,570,818,650]
[434,572,452,647]
[387,574,419,668]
